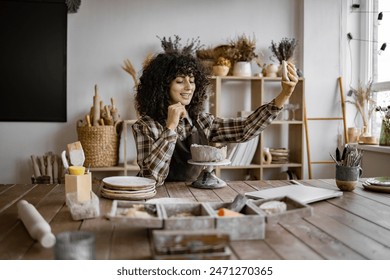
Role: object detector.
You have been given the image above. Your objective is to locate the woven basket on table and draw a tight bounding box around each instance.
[77,121,122,167]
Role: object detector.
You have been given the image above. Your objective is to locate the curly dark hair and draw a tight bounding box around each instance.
[135,52,210,125]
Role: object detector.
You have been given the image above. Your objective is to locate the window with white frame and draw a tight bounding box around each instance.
[371,0,390,137]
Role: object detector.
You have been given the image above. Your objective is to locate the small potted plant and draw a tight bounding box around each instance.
[228,34,257,76]
[212,57,231,76]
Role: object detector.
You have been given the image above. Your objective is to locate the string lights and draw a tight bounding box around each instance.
[378,11,383,24]
[350,1,390,25]
[347,1,388,92]
[347,32,387,54]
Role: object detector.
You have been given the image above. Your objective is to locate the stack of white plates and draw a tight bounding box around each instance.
[362,177,390,193]
[101,176,157,200]
[270,148,289,164]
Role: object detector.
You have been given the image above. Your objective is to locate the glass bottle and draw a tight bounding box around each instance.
[379,119,390,146]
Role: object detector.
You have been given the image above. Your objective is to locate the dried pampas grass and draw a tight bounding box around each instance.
[346,80,376,128]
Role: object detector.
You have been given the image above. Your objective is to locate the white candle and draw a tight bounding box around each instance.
[17,200,56,248]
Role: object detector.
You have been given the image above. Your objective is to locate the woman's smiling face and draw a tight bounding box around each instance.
[169,75,196,105]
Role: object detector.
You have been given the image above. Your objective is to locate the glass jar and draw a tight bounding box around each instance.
[379,119,390,146]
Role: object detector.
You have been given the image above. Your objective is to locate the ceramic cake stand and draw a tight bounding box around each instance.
[188,159,231,189]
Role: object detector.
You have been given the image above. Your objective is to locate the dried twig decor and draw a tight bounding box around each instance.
[346,80,376,129]
[122,59,138,87]
[66,0,81,13]
[157,35,203,55]
[270,37,297,64]
[228,34,257,62]
[196,47,215,60]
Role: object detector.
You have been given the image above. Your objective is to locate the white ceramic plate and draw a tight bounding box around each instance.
[363,181,390,193]
[101,189,157,200]
[102,176,156,189]
[102,183,155,191]
[366,177,390,186]
[101,185,155,195]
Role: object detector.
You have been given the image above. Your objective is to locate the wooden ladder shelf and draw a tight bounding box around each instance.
[304,77,348,179]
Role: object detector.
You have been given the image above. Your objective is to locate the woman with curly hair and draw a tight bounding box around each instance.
[132,41,298,187]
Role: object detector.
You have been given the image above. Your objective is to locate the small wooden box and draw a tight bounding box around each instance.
[64,172,92,203]
[152,230,231,260]
[161,203,214,231]
[248,196,313,224]
[106,200,163,228]
[204,202,266,240]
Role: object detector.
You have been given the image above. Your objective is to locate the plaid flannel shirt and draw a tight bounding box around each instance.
[132,100,281,186]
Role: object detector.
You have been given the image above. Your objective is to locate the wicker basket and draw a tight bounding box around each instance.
[77,121,122,167]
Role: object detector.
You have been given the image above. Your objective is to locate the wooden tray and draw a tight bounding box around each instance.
[106,200,163,228]
[203,202,265,240]
[160,203,214,231]
[152,230,231,260]
[248,196,313,224]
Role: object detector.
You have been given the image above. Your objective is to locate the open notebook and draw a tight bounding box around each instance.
[245,184,343,204]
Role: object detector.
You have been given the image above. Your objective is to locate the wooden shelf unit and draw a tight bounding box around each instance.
[209,76,305,180]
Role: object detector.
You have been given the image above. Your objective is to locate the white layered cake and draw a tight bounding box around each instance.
[190,144,227,162]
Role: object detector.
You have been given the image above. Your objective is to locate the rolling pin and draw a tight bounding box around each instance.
[110,97,120,122]
[104,105,114,125]
[46,154,53,183]
[31,155,41,179]
[53,155,59,184]
[92,84,100,126]
[17,200,56,248]
[39,156,46,176]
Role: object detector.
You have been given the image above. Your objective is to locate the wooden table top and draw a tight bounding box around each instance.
[1,179,390,260]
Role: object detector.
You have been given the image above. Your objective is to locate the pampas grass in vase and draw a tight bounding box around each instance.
[346,80,378,143]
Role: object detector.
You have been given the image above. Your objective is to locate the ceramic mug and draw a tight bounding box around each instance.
[335,165,362,191]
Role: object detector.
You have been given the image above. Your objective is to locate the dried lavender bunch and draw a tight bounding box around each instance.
[270,37,297,63]
[157,35,203,55]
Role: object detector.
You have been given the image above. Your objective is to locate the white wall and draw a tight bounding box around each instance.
[0,0,352,183]
[303,0,364,178]
[303,0,346,178]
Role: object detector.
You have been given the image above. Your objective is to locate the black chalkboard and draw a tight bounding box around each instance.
[0,0,67,122]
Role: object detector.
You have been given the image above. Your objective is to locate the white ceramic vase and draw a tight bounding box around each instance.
[265,64,278,78]
[233,61,252,77]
